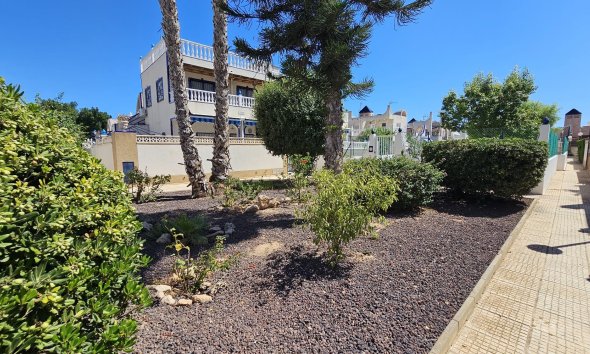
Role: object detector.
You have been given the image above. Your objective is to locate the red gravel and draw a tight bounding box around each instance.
[133,192,529,353]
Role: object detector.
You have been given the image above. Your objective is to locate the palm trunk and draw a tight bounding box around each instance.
[210,0,231,182]
[159,0,207,198]
[324,90,344,173]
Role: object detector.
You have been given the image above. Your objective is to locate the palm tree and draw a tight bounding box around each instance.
[210,0,231,182]
[158,0,207,197]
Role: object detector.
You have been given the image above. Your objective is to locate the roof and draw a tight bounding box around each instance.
[359,106,373,114]
[566,108,582,116]
[408,118,416,124]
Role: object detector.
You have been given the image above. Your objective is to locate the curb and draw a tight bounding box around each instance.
[429,198,539,354]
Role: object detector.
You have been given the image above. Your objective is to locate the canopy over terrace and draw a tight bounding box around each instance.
[169,115,258,138]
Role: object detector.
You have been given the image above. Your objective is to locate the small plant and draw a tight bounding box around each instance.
[221,177,265,207]
[299,169,397,265]
[168,231,233,293]
[126,168,171,203]
[163,214,208,247]
[290,154,316,176]
[286,173,311,203]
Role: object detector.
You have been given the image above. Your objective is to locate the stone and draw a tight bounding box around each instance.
[142,221,153,231]
[224,222,235,235]
[206,230,225,238]
[161,295,177,305]
[156,233,172,244]
[243,204,259,214]
[147,284,172,299]
[209,225,222,232]
[269,198,280,208]
[256,195,271,210]
[282,196,292,204]
[199,281,212,290]
[176,299,193,306]
[192,294,213,303]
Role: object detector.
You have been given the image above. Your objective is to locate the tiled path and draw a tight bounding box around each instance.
[448,160,590,353]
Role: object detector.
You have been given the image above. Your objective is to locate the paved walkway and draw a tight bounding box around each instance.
[448,159,590,353]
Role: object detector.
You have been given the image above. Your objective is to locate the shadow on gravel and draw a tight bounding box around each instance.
[254,245,352,298]
[428,195,528,219]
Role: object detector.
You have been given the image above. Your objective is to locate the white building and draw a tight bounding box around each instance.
[343,104,408,137]
[131,38,279,137]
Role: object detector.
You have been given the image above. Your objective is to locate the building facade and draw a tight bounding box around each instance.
[344,104,408,137]
[563,108,583,140]
[133,38,279,137]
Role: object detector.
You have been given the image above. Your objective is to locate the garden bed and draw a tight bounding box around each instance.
[133,191,529,353]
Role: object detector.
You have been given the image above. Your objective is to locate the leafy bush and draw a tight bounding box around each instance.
[422,138,547,199]
[299,169,397,265]
[168,233,233,293]
[578,140,585,163]
[290,154,316,176]
[0,78,150,353]
[160,214,208,247]
[126,168,171,203]
[344,157,444,210]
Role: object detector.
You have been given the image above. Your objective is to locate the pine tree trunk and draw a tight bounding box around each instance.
[324,91,344,173]
[210,0,231,182]
[159,0,207,198]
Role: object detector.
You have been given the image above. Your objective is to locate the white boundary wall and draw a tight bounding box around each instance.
[136,139,284,177]
[530,155,558,195]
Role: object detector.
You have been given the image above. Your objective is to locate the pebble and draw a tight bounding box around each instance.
[192,294,213,303]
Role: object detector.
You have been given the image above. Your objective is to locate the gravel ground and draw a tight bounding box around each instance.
[133,191,529,353]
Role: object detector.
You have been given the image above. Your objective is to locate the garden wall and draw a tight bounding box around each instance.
[89,132,286,182]
[530,155,558,195]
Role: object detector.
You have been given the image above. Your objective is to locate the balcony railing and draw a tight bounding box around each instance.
[140,39,279,76]
[187,88,255,108]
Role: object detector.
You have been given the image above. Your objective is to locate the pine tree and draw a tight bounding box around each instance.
[225,0,432,172]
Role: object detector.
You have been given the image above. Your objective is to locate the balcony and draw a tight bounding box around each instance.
[187,88,255,108]
[140,39,279,77]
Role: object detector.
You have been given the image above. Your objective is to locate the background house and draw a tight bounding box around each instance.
[344,104,408,137]
[130,39,279,137]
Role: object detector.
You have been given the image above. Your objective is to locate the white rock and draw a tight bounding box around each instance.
[282,197,292,203]
[243,204,259,213]
[199,281,212,290]
[176,299,193,306]
[142,221,153,231]
[161,295,177,305]
[209,226,222,232]
[192,294,213,303]
[149,284,171,293]
[156,233,172,244]
[256,195,271,210]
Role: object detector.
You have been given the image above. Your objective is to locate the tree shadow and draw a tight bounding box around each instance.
[527,241,590,255]
[253,245,352,298]
[427,192,529,219]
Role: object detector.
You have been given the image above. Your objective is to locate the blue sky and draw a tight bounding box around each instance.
[2,0,589,127]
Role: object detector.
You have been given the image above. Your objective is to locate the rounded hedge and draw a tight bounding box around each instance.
[422,138,548,199]
[344,157,444,210]
[0,79,150,353]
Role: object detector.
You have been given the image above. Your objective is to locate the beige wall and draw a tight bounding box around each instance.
[134,139,285,182]
[91,141,114,170]
[141,54,175,135]
[112,133,139,172]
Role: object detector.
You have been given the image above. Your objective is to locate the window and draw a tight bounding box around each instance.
[188,78,215,92]
[236,86,254,97]
[156,78,165,102]
[381,123,387,127]
[144,86,152,107]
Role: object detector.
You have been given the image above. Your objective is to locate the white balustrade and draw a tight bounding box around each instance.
[136,135,263,145]
[188,89,255,108]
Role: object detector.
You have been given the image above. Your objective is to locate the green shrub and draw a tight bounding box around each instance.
[126,168,171,203]
[160,214,208,247]
[221,177,267,207]
[299,169,397,265]
[578,140,585,163]
[344,157,445,210]
[422,138,547,199]
[0,78,150,353]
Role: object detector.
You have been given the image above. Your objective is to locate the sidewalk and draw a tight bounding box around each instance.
[447,159,590,353]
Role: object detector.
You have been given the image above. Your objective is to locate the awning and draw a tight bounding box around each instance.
[190,115,257,126]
